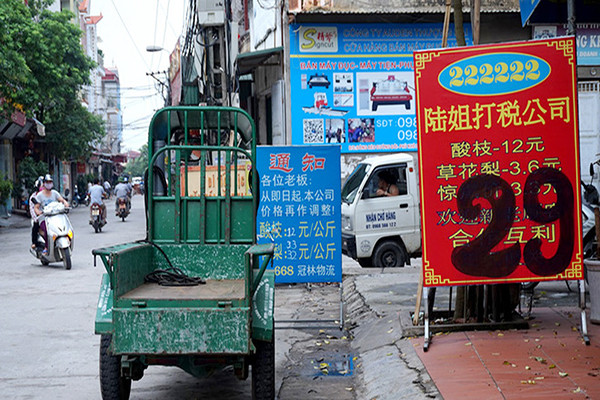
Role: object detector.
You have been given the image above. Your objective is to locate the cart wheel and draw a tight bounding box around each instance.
[100,334,131,400]
[252,339,275,400]
[61,247,72,270]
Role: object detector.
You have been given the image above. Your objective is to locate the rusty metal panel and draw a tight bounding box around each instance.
[113,244,155,298]
[113,308,251,354]
[151,244,250,280]
[252,270,275,341]
[95,274,113,334]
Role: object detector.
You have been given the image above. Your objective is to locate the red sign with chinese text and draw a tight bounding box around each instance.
[414,37,583,287]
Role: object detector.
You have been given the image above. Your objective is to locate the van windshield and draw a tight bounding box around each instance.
[341,163,370,204]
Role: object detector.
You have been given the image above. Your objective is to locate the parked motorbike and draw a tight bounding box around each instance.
[116,197,130,222]
[69,188,89,209]
[29,202,74,270]
[90,203,106,233]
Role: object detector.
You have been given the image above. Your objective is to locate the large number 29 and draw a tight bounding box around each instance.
[451,168,574,278]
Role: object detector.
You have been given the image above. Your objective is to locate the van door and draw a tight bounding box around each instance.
[353,163,419,258]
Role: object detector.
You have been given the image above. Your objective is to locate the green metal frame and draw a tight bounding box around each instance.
[94,107,275,362]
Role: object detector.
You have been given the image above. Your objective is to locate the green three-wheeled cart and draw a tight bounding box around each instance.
[93,107,275,399]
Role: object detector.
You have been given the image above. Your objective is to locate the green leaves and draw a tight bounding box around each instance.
[0,0,103,160]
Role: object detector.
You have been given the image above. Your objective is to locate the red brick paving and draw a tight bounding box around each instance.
[412,308,600,399]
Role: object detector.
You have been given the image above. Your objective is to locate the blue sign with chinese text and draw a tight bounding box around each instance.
[289,23,472,154]
[256,145,342,283]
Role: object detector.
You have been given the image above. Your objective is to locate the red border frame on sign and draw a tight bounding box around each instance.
[414,37,583,287]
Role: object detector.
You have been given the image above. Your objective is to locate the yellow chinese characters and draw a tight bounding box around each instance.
[423,97,570,133]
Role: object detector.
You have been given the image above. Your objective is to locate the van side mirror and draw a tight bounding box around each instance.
[590,162,595,178]
[361,190,370,200]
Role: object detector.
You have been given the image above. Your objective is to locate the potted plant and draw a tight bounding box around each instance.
[0,172,14,217]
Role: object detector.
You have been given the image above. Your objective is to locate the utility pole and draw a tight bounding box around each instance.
[191,0,237,107]
[146,71,170,106]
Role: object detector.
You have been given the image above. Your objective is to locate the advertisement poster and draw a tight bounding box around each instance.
[289,23,472,153]
[414,37,583,287]
[256,145,342,283]
[533,25,600,65]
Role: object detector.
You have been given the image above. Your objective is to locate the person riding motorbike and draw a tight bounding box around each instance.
[29,176,44,250]
[88,178,107,223]
[113,176,132,215]
[34,174,69,255]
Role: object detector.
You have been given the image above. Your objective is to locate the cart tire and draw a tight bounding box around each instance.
[252,339,275,400]
[100,334,131,400]
[372,103,378,111]
[61,247,72,270]
[405,101,411,110]
[373,240,407,269]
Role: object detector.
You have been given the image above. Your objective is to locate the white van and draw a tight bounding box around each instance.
[341,154,421,268]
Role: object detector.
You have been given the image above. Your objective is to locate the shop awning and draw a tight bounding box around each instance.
[236,47,283,75]
[0,117,45,140]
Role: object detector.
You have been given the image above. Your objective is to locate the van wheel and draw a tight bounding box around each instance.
[373,241,406,268]
[358,258,373,268]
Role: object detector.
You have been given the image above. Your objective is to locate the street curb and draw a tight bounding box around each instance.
[343,275,441,400]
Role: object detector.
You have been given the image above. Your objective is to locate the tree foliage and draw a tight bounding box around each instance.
[124,145,149,177]
[15,156,48,197]
[0,0,105,160]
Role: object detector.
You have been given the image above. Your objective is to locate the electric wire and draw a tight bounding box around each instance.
[108,0,152,71]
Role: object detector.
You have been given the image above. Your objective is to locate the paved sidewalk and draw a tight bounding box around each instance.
[411,307,600,399]
[0,212,30,229]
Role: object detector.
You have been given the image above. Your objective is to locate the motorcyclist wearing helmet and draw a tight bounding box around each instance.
[113,176,132,214]
[88,178,107,223]
[34,174,69,254]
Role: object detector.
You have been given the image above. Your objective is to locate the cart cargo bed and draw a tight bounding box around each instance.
[122,279,245,300]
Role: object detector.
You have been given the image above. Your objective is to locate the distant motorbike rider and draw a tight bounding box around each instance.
[88,178,107,223]
[34,174,69,255]
[113,176,132,214]
[29,176,44,249]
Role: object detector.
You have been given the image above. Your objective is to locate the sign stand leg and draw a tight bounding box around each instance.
[339,281,344,330]
[579,279,591,345]
[424,288,431,352]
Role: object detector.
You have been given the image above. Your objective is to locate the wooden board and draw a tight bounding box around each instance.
[121,279,245,300]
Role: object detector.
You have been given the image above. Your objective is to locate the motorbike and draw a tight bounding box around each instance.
[29,202,74,270]
[116,197,130,221]
[90,203,106,233]
[69,188,89,209]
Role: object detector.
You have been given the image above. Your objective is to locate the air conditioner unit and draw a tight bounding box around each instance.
[198,0,226,26]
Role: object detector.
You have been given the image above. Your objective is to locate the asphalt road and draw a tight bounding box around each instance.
[0,196,357,399]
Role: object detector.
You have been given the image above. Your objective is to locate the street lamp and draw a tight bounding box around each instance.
[146,45,166,53]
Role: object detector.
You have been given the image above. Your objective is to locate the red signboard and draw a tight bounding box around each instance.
[414,37,583,287]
